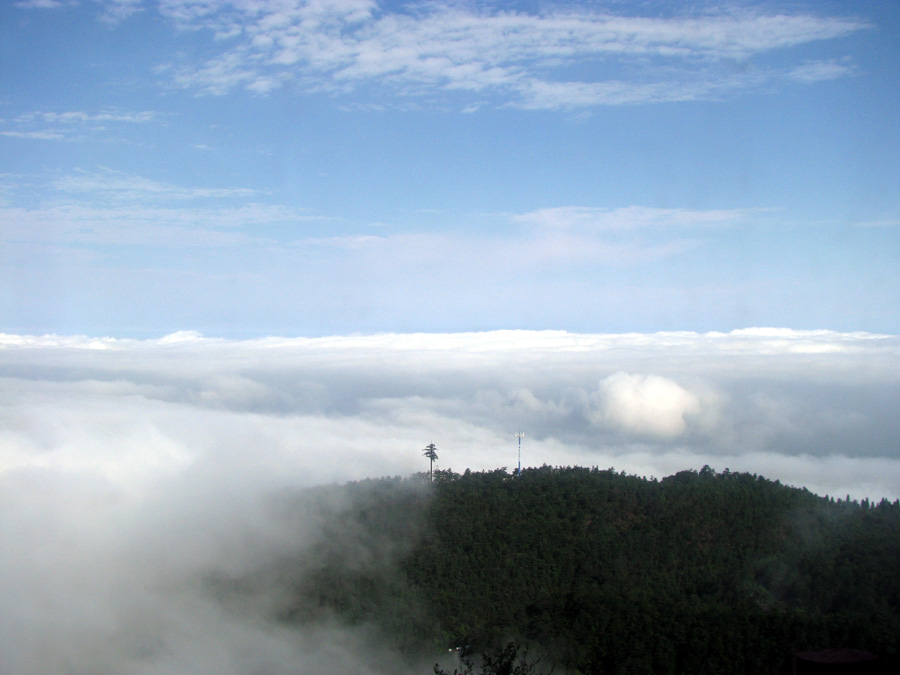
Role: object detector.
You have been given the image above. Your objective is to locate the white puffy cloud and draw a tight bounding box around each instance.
[593,372,702,438]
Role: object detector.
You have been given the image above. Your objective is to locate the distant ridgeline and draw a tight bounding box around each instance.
[264,466,900,674]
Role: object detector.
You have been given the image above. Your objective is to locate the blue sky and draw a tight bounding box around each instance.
[2,0,899,338]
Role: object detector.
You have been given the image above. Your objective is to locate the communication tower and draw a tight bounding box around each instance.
[516,432,525,476]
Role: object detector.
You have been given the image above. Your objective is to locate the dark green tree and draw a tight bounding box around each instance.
[423,443,439,480]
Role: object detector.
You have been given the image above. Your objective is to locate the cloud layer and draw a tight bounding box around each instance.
[3,328,897,497]
[2,328,898,670]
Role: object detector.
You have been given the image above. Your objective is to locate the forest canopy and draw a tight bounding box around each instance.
[241,466,900,674]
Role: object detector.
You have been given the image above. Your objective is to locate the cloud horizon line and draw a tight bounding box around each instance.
[2,326,896,351]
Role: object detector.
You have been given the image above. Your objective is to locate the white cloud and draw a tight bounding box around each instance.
[513,77,714,109]
[0,170,326,248]
[53,167,260,202]
[0,202,314,247]
[851,218,900,228]
[15,0,71,8]
[15,110,158,124]
[0,109,160,142]
[152,1,869,108]
[94,0,144,24]
[0,170,754,259]
[0,130,66,140]
[513,205,756,231]
[593,372,702,438]
[786,58,857,83]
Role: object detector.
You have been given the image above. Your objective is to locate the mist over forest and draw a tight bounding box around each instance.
[2,330,899,672]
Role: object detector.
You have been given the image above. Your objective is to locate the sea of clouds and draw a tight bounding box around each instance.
[2,328,898,672]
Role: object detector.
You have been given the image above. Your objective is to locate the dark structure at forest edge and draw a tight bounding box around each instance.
[267,466,900,674]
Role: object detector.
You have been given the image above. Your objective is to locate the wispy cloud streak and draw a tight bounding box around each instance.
[0,170,321,247]
[0,170,752,255]
[148,1,869,108]
[513,205,759,231]
[0,109,160,142]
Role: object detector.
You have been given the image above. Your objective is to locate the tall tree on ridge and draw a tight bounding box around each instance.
[423,443,439,481]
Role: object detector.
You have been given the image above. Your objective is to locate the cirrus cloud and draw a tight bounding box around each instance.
[147,1,870,108]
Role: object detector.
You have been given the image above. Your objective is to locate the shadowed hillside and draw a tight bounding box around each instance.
[262,466,900,674]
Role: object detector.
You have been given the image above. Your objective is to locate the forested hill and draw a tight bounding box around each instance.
[268,466,900,674]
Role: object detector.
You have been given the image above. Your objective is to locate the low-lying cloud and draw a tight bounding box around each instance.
[3,328,898,497]
[3,328,899,484]
[2,328,899,671]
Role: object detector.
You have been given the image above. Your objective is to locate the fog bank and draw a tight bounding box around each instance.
[2,329,898,671]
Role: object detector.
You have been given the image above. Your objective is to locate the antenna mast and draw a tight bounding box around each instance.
[516,432,525,476]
